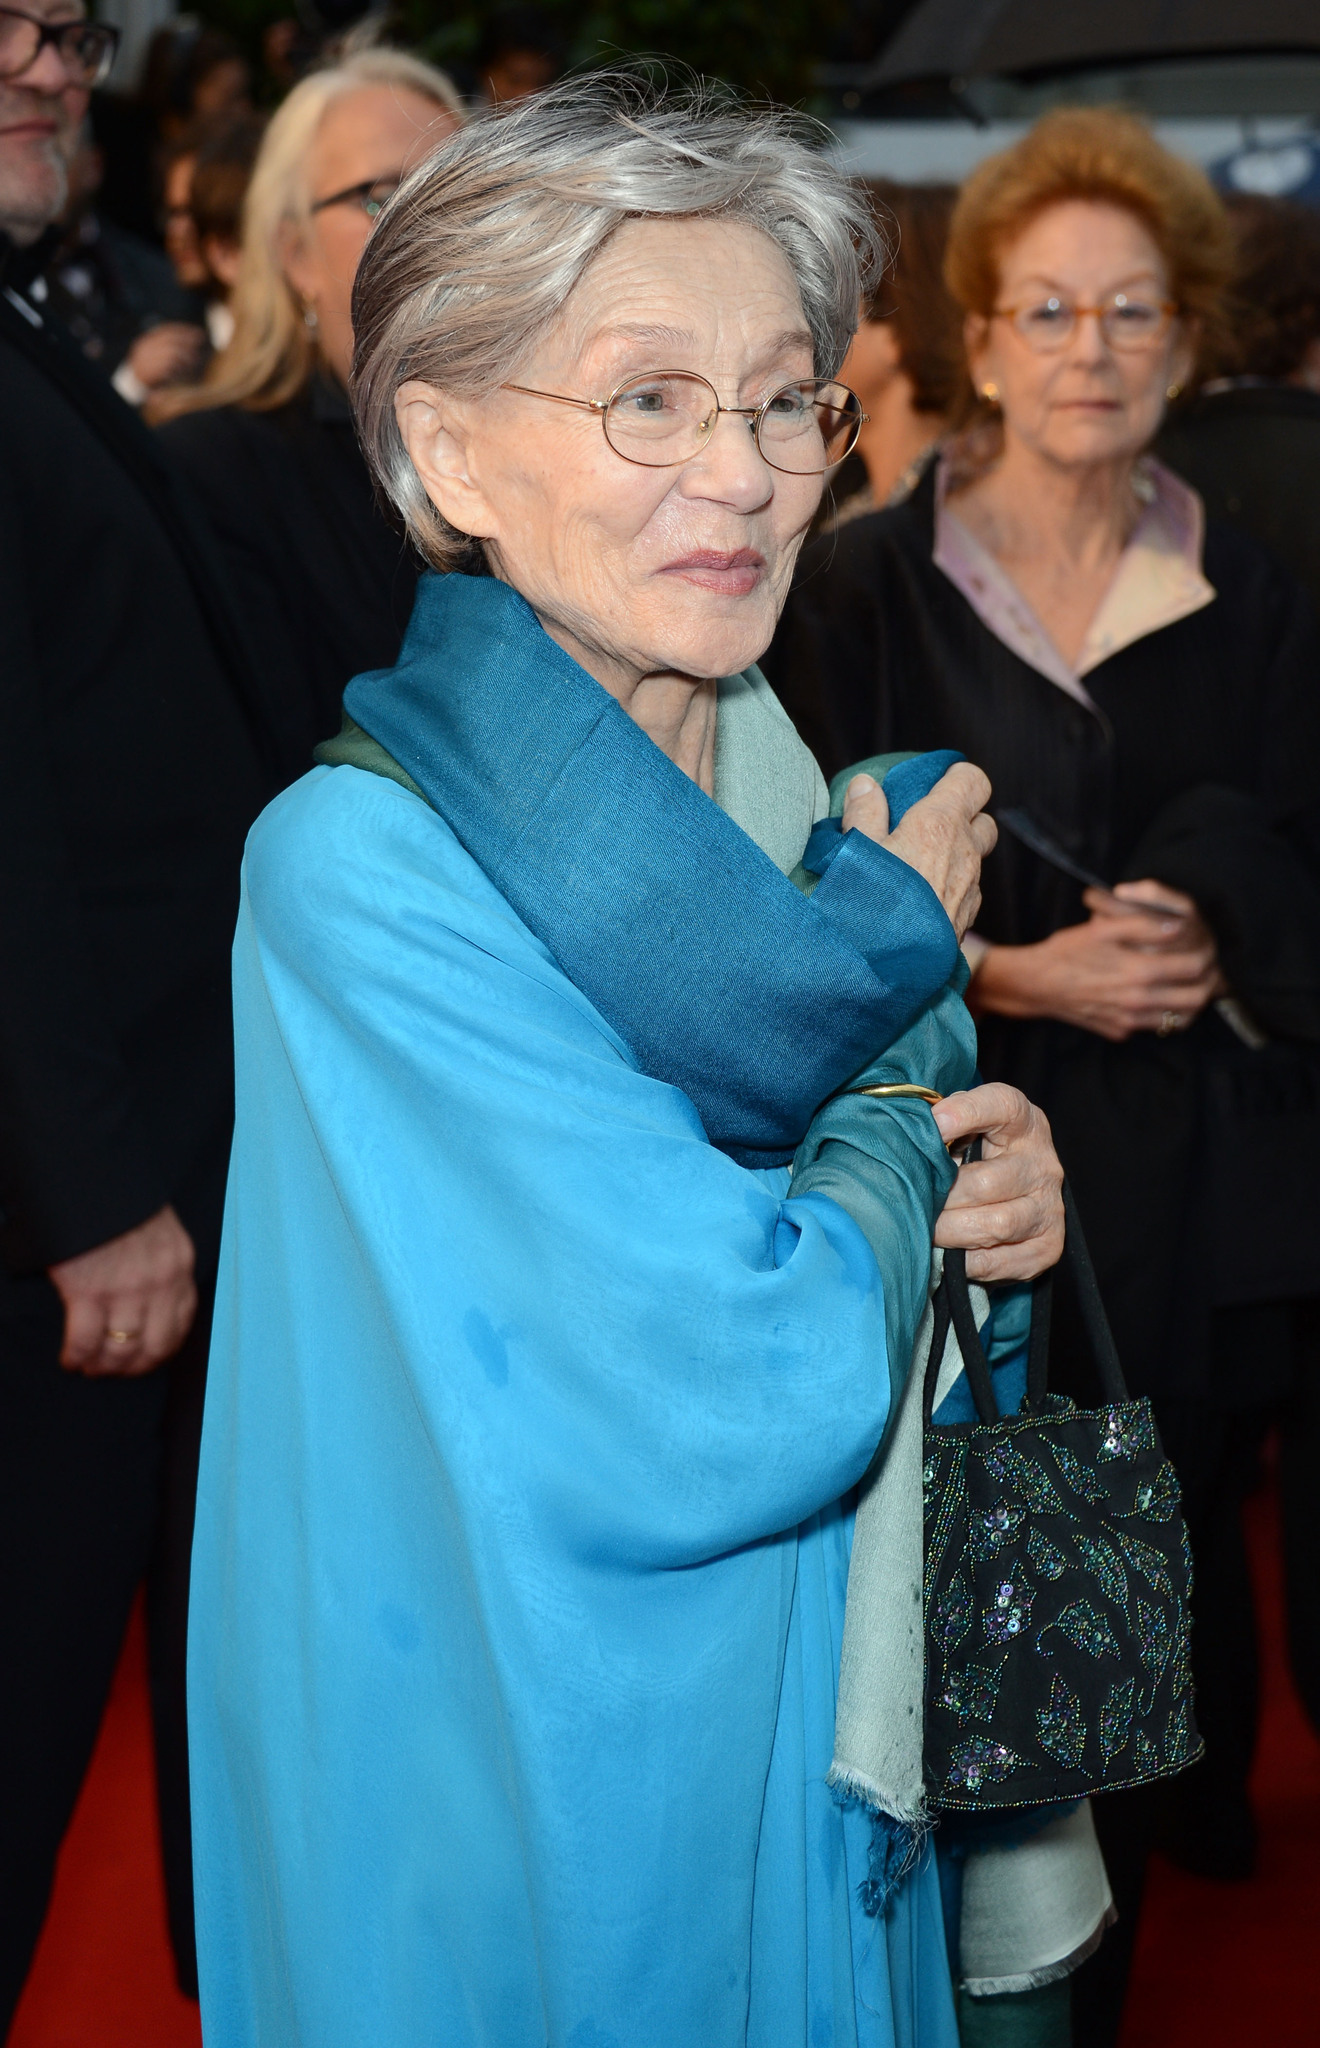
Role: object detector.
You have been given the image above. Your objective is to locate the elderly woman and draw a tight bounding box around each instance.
[154,50,463,778]
[187,80,1081,2047]
[767,108,1320,2047]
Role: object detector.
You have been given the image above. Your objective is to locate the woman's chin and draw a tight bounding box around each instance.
[641,589,778,680]
[1038,421,1152,469]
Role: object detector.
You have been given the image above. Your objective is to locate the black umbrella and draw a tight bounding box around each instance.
[868,0,1320,88]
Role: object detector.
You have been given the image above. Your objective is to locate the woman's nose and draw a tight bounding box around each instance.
[1067,309,1112,363]
[682,408,773,507]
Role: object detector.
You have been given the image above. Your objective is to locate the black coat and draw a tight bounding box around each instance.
[158,380,420,773]
[0,257,276,1277]
[764,464,1320,1401]
[1156,384,1320,627]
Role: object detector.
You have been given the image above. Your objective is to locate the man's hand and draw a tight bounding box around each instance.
[931,1084,1064,1284]
[47,1205,197,1377]
[842,763,997,940]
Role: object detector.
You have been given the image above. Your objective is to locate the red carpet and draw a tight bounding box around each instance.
[1120,1461,1320,2047]
[8,1599,201,2048]
[8,1475,1318,2047]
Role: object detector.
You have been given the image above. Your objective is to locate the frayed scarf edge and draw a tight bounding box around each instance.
[828,1767,934,1918]
[826,1762,929,1832]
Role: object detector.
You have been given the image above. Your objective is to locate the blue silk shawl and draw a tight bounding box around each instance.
[188,574,965,2048]
[340,574,958,1167]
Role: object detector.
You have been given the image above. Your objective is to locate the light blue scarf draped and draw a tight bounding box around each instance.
[188,573,971,2048]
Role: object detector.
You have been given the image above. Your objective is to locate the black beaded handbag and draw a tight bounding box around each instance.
[922,1184,1203,1812]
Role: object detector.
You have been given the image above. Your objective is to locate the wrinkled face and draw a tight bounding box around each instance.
[282,83,459,388]
[0,0,87,242]
[968,199,1193,470]
[399,216,826,690]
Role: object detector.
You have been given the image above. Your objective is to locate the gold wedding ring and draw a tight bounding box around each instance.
[1156,1011,1185,1037]
[105,1328,139,1345]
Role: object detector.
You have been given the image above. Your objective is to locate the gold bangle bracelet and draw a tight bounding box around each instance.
[843,1083,944,1105]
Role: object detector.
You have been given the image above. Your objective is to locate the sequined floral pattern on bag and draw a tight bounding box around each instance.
[923,1388,1201,1811]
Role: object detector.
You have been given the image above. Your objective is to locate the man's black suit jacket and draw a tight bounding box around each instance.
[0,263,281,1279]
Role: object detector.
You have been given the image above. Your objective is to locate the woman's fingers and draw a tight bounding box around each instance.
[938,761,993,818]
[883,764,995,940]
[930,1081,1032,1154]
[970,811,999,858]
[931,1085,1065,1280]
[50,1205,198,1378]
[963,1237,1062,1284]
[1112,878,1198,918]
[840,773,890,843]
[59,1289,112,1372]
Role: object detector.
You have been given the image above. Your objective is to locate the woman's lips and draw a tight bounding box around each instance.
[660,549,766,596]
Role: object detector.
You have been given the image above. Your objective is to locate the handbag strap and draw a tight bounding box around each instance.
[923,1178,1131,1427]
[1057,1180,1130,1406]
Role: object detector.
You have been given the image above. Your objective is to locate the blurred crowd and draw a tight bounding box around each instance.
[1,12,1319,2047]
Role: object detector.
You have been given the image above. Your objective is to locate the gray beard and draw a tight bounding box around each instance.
[0,134,70,246]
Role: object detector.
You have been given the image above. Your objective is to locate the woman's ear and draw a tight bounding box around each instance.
[395,381,499,541]
[963,311,991,394]
[278,217,316,308]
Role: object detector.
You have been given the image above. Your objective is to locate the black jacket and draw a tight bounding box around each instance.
[158,380,420,771]
[1157,384,1320,626]
[764,464,1320,1399]
[0,252,276,1276]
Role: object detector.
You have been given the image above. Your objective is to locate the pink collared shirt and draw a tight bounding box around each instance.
[932,452,1215,712]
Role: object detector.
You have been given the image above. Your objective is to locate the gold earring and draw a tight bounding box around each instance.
[980,380,1000,404]
[1166,381,1182,400]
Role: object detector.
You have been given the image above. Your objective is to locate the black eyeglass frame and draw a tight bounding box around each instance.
[0,4,119,86]
[309,176,399,220]
[502,369,867,476]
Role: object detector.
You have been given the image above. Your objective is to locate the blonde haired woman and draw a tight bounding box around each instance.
[156,49,463,779]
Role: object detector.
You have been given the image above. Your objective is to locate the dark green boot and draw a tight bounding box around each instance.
[957,1977,1071,2048]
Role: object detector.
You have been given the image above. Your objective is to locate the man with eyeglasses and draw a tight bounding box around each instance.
[0,0,281,2022]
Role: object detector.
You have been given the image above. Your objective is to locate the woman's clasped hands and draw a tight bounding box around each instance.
[975,879,1224,1041]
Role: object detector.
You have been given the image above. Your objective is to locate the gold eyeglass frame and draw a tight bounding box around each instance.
[501,369,867,475]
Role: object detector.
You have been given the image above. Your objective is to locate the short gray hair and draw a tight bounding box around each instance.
[351,73,887,570]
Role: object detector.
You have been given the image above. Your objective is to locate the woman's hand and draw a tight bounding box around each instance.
[125,322,208,392]
[47,1205,197,1377]
[842,764,996,941]
[931,1084,1065,1283]
[973,880,1224,1041]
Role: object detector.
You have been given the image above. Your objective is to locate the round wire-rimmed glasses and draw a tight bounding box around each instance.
[502,369,866,475]
[0,4,119,86]
[994,293,1178,354]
